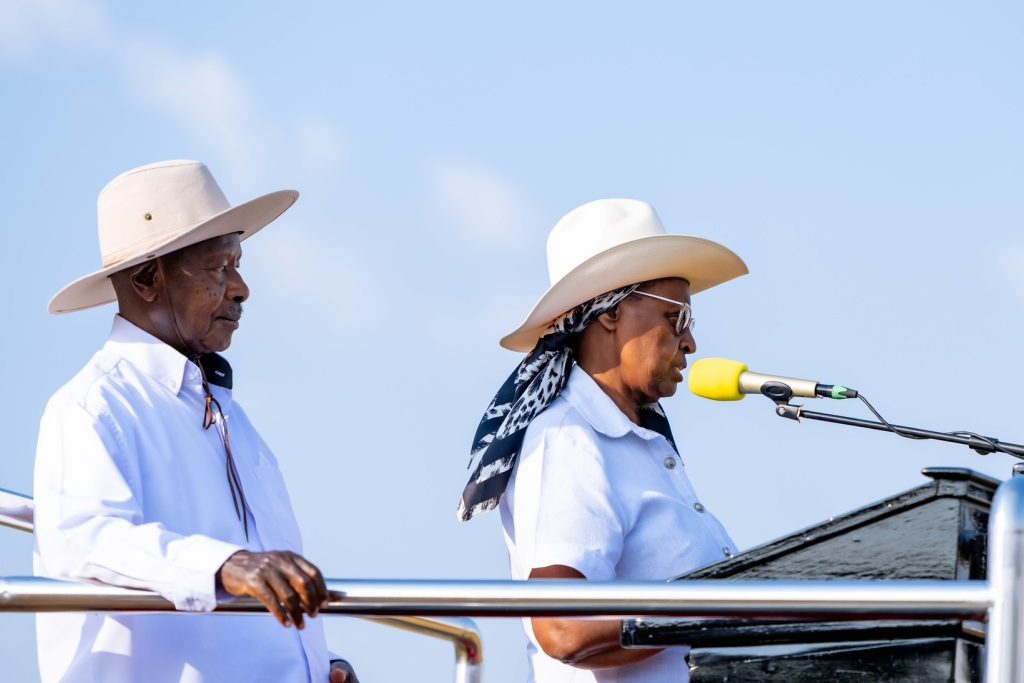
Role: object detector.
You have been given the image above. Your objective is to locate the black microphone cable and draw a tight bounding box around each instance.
[856,393,1019,458]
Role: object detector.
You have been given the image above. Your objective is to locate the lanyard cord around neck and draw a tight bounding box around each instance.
[157,257,250,541]
[194,358,250,542]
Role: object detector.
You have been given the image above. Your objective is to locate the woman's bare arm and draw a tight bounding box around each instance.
[527,565,664,669]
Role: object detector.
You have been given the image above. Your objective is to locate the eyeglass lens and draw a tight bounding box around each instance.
[633,290,694,336]
[675,305,694,335]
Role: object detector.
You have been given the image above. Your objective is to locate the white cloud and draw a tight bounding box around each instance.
[997,242,1024,303]
[0,0,347,186]
[3,1,358,307]
[430,158,544,246]
[295,114,347,178]
[117,40,263,178]
[245,223,370,314]
[0,0,109,63]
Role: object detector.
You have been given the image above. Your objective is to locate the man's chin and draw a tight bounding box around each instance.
[200,333,234,354]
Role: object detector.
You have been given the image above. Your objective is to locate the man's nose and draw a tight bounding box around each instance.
[229,269,249,303]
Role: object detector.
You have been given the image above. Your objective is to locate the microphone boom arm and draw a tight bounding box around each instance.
[762,384,1024,460]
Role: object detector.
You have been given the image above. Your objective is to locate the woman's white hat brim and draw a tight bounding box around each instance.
[500,234,748,352]
[48,190,297,314]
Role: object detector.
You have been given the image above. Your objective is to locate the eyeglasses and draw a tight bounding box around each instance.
[633,290,695,335]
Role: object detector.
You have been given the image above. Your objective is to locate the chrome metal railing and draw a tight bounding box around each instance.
[0,487,33,532]
[0,488,483,683]
[6,477,1024,682]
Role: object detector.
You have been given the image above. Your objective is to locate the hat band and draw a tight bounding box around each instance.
[100,225,203,269]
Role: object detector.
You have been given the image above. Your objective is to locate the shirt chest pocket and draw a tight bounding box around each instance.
[246,462,304,552]
[619,492,725,576]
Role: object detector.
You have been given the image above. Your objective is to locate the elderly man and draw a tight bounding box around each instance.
[35,160,356,682]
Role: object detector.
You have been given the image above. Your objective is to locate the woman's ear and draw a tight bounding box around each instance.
[594,307,619,332]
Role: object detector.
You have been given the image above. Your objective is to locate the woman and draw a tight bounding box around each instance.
[458,198,748,682]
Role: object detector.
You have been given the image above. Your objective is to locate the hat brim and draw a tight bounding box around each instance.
[48,189,298,314]
[499,235,748,352]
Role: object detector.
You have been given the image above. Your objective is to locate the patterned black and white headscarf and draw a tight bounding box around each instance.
[459,283,679,521]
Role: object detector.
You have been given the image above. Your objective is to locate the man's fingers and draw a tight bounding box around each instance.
[329,669,347,683]
[252,578,292,628]
[279,556,319,617]
[265,569,305,629]
[216,550,329,627]
[291,554,329,608]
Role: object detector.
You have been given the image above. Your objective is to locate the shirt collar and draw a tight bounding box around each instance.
[103,316,233,394]
[561,365,664,441]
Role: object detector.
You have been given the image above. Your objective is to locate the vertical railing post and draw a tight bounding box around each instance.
[985,475,1024,683]
[453,643,483,683]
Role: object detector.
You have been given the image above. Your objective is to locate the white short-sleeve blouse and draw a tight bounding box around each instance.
[500,365,736,683]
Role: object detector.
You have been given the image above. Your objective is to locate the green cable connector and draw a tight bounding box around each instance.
[832,385,852,399]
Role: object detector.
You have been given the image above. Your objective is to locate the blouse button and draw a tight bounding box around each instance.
[663,456,677,469]
[693,502,705,513]
[723,546,733,558]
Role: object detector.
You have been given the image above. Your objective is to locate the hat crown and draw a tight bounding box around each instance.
[97,160,230,268]
[546,198,666,286]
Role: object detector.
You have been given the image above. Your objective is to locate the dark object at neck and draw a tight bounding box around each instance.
[191,353,233,389]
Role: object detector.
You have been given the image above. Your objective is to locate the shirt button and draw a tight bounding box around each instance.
[663,456,677,469]
[723,547,733,558]
[693,502,705,513]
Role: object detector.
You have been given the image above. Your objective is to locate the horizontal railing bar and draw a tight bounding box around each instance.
[0,488,33,533]
[0,576,991,621]
[321,579,992,620]
[0,488,483,679]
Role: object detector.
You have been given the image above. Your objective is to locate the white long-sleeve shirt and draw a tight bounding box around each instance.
[33,316,329,682]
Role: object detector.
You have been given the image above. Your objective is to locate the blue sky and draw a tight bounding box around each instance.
[1,1,1023,680]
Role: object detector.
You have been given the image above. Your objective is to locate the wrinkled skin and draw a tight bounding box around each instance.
[576,277,696,422]
[112,233,249,355]
[614,278,695,404]
[218,550,328,629]
[157,233,249,354]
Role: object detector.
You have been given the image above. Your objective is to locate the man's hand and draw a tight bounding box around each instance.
[217,550,328,629]
[329,659,359,682]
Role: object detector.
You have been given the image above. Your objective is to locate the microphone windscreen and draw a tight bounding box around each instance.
[689,358,748,401]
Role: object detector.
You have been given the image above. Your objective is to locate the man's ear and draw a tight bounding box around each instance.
[594,307,620,332]
[128,260,161,303]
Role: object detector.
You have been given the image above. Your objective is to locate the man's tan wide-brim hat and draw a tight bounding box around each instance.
[500,198,749,352]
[48,159,298,314]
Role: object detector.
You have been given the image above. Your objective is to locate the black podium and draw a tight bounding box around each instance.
[621,467,999,682]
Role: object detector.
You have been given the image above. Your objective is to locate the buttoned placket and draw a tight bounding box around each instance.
[647,434,734,558]
[563,368,737,562]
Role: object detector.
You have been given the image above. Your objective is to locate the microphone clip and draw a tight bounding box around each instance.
[762,381,804,422]
[775,403,804,421]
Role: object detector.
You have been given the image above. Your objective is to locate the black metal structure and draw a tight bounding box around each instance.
[621,467,1000,682]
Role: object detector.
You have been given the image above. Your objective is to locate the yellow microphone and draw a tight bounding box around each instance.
[689,358,858,401]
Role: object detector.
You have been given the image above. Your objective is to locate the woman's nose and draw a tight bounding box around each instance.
[680,329,696,355]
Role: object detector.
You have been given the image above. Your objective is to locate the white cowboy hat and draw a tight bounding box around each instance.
[500,198,749,352]
[48,159,298,314]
